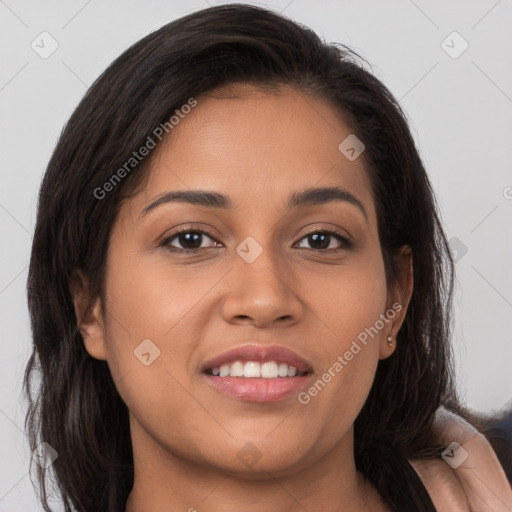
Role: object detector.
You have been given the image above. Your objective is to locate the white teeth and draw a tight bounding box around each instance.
[219,364,230,377]
[243,361,261,378]
[209,360,302,378]
[230,361,244,377]
[261,361,278,378]
[278,362,289,377]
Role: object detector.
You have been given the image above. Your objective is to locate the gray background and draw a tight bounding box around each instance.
[1,0,511,510]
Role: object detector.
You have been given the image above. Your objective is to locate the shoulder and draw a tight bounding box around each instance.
[409,407,512,512]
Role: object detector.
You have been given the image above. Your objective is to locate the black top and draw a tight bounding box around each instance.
[359,447,437,511]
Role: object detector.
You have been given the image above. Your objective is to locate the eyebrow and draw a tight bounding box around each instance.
[140,186,368,221]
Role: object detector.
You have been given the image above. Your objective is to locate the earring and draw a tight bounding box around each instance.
[387,336,393,347]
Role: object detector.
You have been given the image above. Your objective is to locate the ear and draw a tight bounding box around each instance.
[379,245,413,359]
[69,270,108,361]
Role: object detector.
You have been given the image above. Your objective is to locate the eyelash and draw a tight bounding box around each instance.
[158,226,353,254]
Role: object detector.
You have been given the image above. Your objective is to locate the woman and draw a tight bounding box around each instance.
[24,4,512,511]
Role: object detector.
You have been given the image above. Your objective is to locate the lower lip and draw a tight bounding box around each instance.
[203,374,311,402]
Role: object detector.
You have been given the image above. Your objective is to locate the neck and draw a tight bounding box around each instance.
[125,418,388,512]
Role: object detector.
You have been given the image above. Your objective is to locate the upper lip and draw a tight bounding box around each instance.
[201,344,314,374]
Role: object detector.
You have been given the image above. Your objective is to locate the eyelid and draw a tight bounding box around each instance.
[296,223,352,241]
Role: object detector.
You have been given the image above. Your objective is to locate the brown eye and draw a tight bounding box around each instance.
[296,230,352,251]
[160,229,220,252]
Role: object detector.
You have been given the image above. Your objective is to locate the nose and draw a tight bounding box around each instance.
[220,243,305,328]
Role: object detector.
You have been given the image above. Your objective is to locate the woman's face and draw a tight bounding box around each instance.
[78,83,411,477]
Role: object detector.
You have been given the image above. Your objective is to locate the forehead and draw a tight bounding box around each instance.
[131,83,375,219]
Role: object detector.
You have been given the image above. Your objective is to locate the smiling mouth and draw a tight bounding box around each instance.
[204,360,310,378]
[201,344,314,402]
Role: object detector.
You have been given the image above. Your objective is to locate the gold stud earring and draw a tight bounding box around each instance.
[387,336,393,347]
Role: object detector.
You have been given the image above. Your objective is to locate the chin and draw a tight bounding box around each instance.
[202,432,314,476]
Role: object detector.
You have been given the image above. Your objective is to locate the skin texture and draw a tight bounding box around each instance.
[73,83,414,511]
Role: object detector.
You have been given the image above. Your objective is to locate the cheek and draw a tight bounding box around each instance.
[102,247,210,358]
[303,245,388,343]
[99,257,207,452]
[100,242,223,429]
[295,299,384,451]
[294,250,388,426]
